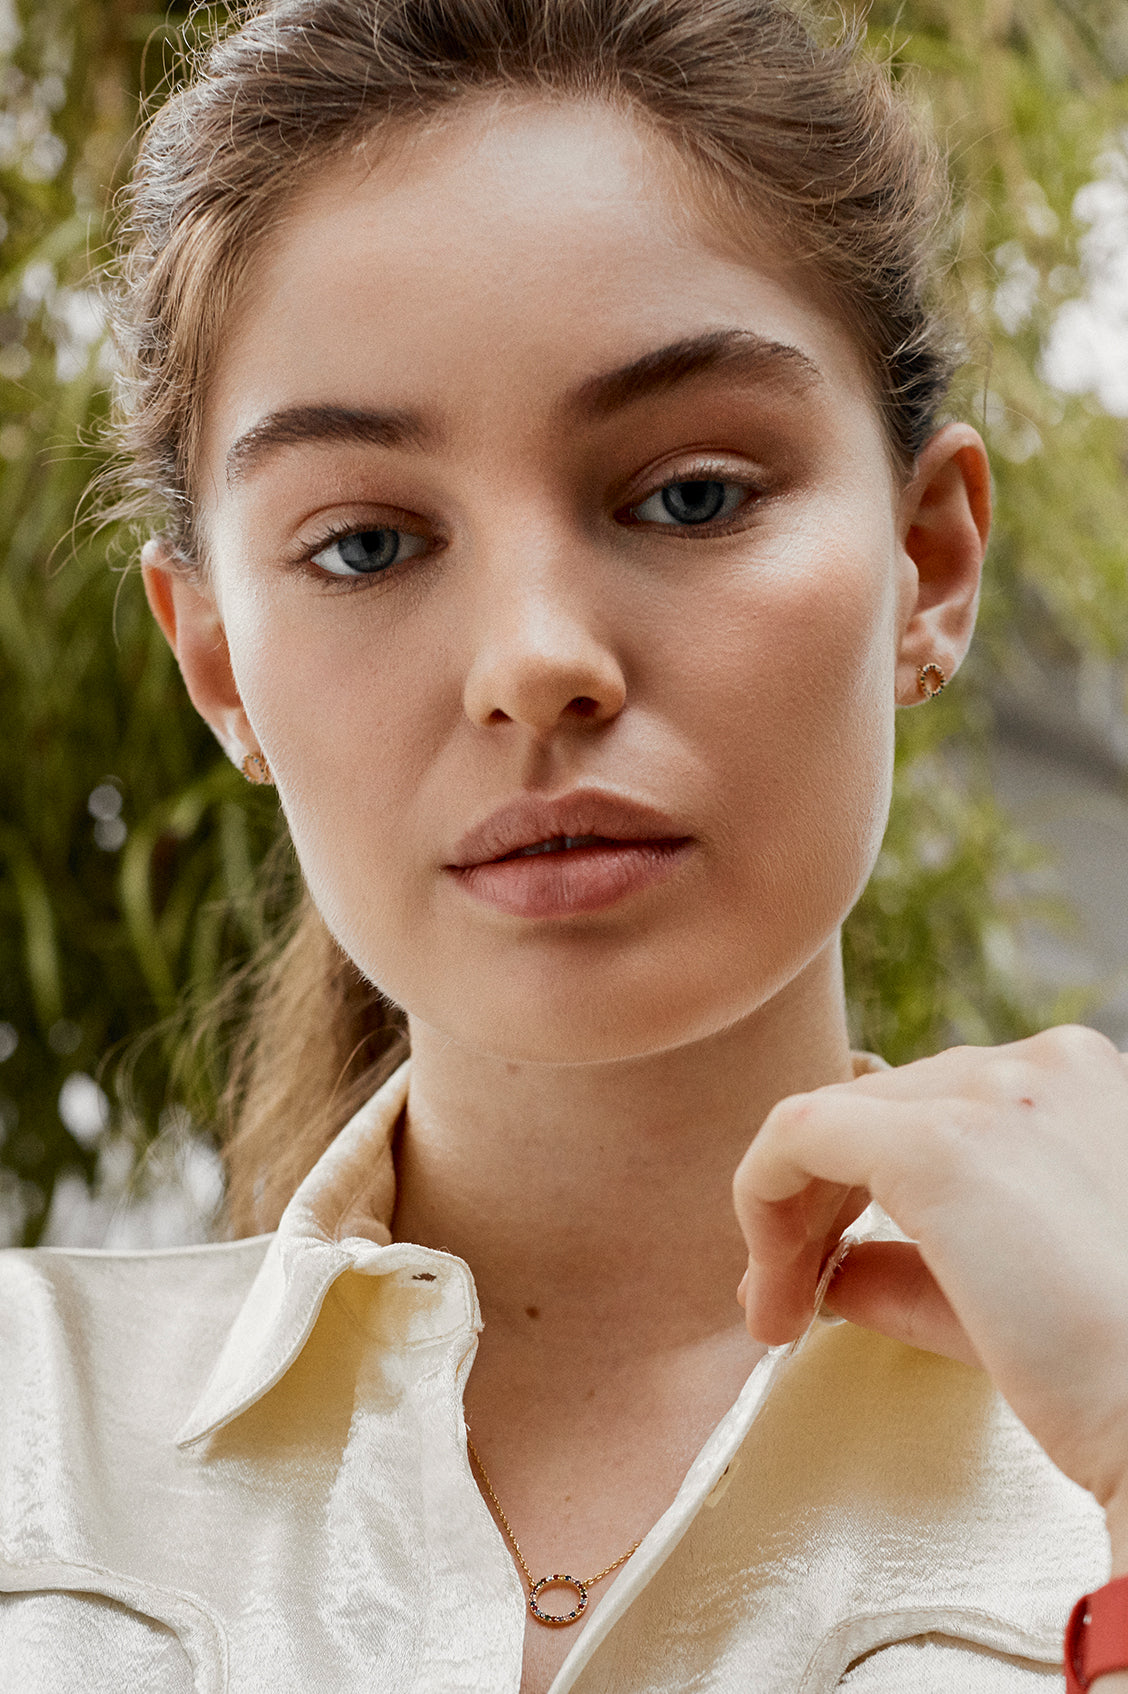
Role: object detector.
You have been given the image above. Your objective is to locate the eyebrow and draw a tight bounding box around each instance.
[563,328,824,420]
[226,405,435,485]
[224,329,822,485]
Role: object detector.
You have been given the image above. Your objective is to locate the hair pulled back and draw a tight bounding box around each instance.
[110,0,959,1238]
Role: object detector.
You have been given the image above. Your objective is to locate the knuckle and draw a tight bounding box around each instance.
[1027,1024,1117,1067]
[991,1054,1043,1103]
[915,1096,990,1186]
[753,1090,820,1156]
[770,1089,820,1127]
[929,1094,985,1145]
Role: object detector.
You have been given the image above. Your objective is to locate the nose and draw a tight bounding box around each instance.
[461,551,628,737]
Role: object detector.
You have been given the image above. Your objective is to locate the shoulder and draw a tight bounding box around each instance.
[0,1236,272,1448]
[0,1231,272,1314]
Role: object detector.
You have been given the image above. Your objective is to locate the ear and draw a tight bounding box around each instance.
[141,539,257,768]
[894,422,990,705]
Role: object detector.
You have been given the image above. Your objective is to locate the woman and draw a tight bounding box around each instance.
[1,0,1126,1689]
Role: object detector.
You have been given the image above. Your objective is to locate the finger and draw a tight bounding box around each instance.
[738,1077,1128,1350]
[821,1240,984,1370]
[732,1090,921,1343]
[733,1088,965,1346]
[736,1180,870,1342]
[736,1088,926,1211]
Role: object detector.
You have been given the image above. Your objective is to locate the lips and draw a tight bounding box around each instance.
[445,791,694,920]
[501,834,609,858]
[447,791,691,869]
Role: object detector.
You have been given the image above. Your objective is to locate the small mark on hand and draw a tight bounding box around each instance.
[1019,1096,1035,1109]
[525,1305,540,1319]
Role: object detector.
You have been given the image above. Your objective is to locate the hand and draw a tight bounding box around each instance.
[732,1028,1128,1544]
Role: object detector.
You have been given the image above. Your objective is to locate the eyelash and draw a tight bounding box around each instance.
[619,459,765,534]
[294,460,767,588]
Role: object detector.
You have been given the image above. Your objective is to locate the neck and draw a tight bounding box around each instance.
[390,939,854,1345]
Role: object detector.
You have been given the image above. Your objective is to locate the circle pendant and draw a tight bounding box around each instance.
[529,1574,589,1626]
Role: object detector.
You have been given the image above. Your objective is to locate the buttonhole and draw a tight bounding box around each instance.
[412,1271,437,1282]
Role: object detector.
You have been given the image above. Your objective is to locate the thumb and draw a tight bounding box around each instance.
[823,1240,984,1371]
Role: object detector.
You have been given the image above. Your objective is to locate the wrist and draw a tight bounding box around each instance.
[1106,1490,1128,1579]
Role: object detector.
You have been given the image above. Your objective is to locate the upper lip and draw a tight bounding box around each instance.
[447,789,692,868]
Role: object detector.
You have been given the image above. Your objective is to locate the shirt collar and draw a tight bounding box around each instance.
[175,1060,439,1448]
[175,1051,890,1450]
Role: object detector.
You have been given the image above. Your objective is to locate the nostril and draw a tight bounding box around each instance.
[568,696,599,718]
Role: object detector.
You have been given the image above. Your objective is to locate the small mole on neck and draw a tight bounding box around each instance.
[525,1305,540,1320]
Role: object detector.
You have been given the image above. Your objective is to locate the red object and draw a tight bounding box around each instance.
[1065,1576,1128,1691]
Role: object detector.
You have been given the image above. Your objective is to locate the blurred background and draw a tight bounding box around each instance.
[1,0,1126,1250]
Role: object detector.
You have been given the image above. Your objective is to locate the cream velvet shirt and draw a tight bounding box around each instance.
[0,1059,1111,1693]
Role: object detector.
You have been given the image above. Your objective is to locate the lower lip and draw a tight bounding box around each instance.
[448,840,692,919]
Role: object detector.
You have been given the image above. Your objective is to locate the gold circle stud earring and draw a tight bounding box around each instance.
[241,751,274,785]
[917,662,947,700]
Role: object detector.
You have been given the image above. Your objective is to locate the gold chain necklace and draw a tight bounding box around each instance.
[466,1435,645,1626]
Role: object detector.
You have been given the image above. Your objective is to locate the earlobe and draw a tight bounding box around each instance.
[894,422,990,705]
[140,539,257,766]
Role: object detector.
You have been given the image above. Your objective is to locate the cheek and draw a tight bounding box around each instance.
[646,551,897,1032]
[222,596,441,950]
[676,539,898,858]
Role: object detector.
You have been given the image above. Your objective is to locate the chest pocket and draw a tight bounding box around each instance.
[0,1589,195,1694]
[798,1608,1066,1693]
[0,1561,226,1694]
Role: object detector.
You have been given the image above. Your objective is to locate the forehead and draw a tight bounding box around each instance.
[201,94,880,483]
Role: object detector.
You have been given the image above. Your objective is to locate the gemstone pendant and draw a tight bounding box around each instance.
[529,1574,589,1625]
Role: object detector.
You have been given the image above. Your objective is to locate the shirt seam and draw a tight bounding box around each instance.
[797,1602,1065,1691]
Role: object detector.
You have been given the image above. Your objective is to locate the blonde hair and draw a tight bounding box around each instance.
[107,0,958,1238]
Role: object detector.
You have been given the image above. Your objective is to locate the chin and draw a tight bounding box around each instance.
[322,867,861,1069]
[396,949,818,1068]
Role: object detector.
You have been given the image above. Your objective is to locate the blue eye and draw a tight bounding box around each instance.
[631,480,748,527]
[310,527,428,577]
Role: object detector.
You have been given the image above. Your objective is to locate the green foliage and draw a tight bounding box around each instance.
[1,0,1126,1242]
[842,0,1128,1061]
[843,702,1082,1066]
[864,0,1128,661]
[0,0,277,1244]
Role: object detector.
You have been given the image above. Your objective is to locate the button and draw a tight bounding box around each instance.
[704,1455,740,1507]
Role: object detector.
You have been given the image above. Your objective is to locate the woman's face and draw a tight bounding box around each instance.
[167,96,978,1063]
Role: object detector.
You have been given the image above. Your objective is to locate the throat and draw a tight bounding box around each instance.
[392,1095,754,1348]
[395,977,856,1336]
